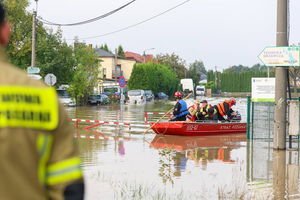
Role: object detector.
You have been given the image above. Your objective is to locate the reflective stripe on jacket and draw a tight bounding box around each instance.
[201,104,217,118]
[0,47,83,200]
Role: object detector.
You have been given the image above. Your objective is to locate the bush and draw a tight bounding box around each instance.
[128,62,179,96]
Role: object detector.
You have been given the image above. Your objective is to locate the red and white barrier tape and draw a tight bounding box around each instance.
[74,134,125,141]
[68,118,131,126]
[146,112,165,115]
[144,112,169,123]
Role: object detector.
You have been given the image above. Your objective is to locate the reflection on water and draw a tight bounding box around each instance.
[66,100,300,199]
[151,134,246,186]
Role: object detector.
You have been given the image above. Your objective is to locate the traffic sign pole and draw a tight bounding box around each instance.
[118,76,126,105]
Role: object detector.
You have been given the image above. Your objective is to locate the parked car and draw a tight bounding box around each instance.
[56,85,76,106]
[128,90,146,104]
[145,90,154,101]
[99,94,110,104]
[87,94,110,105]
[155,92,169,100]
[87,95,101,105]
[196,85,205,96]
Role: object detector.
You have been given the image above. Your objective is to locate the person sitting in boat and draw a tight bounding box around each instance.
[186,100,200,122]
[213,98,237,121]
[195,100,217,120]
[170,92,189,121]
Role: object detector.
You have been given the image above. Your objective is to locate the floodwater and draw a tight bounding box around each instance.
[65,98,300,200]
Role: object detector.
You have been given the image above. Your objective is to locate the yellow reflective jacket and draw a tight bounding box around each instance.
[0,49,83,200]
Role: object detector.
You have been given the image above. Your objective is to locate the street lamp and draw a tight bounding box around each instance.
[143,48,155,63]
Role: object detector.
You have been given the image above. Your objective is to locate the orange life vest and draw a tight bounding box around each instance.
[216,100,231,116]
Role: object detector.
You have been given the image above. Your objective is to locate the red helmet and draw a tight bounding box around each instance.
[174,92,182,98]
[230,98,236,105]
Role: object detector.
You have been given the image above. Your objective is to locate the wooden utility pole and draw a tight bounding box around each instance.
[31,10,37,68]
[273,0,289,150]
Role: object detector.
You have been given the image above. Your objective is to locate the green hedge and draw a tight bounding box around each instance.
[220,71,268,92]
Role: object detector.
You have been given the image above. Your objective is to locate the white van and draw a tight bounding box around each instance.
[196,86,205,96]
[128,90,146,104]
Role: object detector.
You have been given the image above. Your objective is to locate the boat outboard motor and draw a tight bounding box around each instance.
[229,112,241,122]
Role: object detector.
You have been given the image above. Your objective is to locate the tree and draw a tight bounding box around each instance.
[224,65,250,73]
[187,60,206,88]
[5,0,35,69]
[157,53,187,79]
[251,63,268,71]
[117,45,125,57]
[100,44,111,53]
[37,29,76,85]
[128,62,179,96]
[68,42,100,104]
[4,0,101,104]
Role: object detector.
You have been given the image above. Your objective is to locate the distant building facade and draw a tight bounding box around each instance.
[95,48,136,93]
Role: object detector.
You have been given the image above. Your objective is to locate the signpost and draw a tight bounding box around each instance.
[45,73,57,86]
[28,74,42,80]
[258,46,300,67]
[27,66,40,74]
[118,76,126,88]
[118,76,126,108]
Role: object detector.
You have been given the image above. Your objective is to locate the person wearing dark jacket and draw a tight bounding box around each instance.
[170,92,189,121]
[196,100,217,120]
[213,98,237,121]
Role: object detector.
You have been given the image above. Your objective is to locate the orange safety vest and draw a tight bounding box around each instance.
[216,100,231,116]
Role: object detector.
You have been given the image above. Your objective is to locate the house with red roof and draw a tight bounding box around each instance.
[125,52,156,63]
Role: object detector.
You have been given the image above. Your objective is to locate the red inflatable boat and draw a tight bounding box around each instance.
[150,121,247,136]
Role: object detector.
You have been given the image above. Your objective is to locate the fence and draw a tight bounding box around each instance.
[247,97,300,140]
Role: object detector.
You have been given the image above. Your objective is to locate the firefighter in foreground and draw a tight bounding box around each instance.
[0,4,84,199]
[170,92,189,121]
[213,98,237,121]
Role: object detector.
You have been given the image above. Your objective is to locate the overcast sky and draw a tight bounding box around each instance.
[29,0,299,70]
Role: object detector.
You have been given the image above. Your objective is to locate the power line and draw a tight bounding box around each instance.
[68,0,192,40]
[39,0,136,26]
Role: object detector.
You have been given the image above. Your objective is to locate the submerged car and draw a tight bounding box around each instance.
[87,95,101,105]
[155,92,169,100]
[128,90,146,104]
[145,90,154,101]
[56,86,76,106]
[87,94,110,105]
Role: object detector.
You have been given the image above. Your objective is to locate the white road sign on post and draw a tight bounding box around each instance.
[258,46,300,67]
[27,66,40,74]
[251,78,275,102]
[45,73,57,86]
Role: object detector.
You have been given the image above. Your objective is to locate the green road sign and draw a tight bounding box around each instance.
[258,46,300,67]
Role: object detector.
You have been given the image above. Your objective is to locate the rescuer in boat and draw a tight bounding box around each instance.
[196,100,217,121]
[213,98,237,121]
[0,4,84,199]
[186,100,200,121]
[170,92,189,121]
